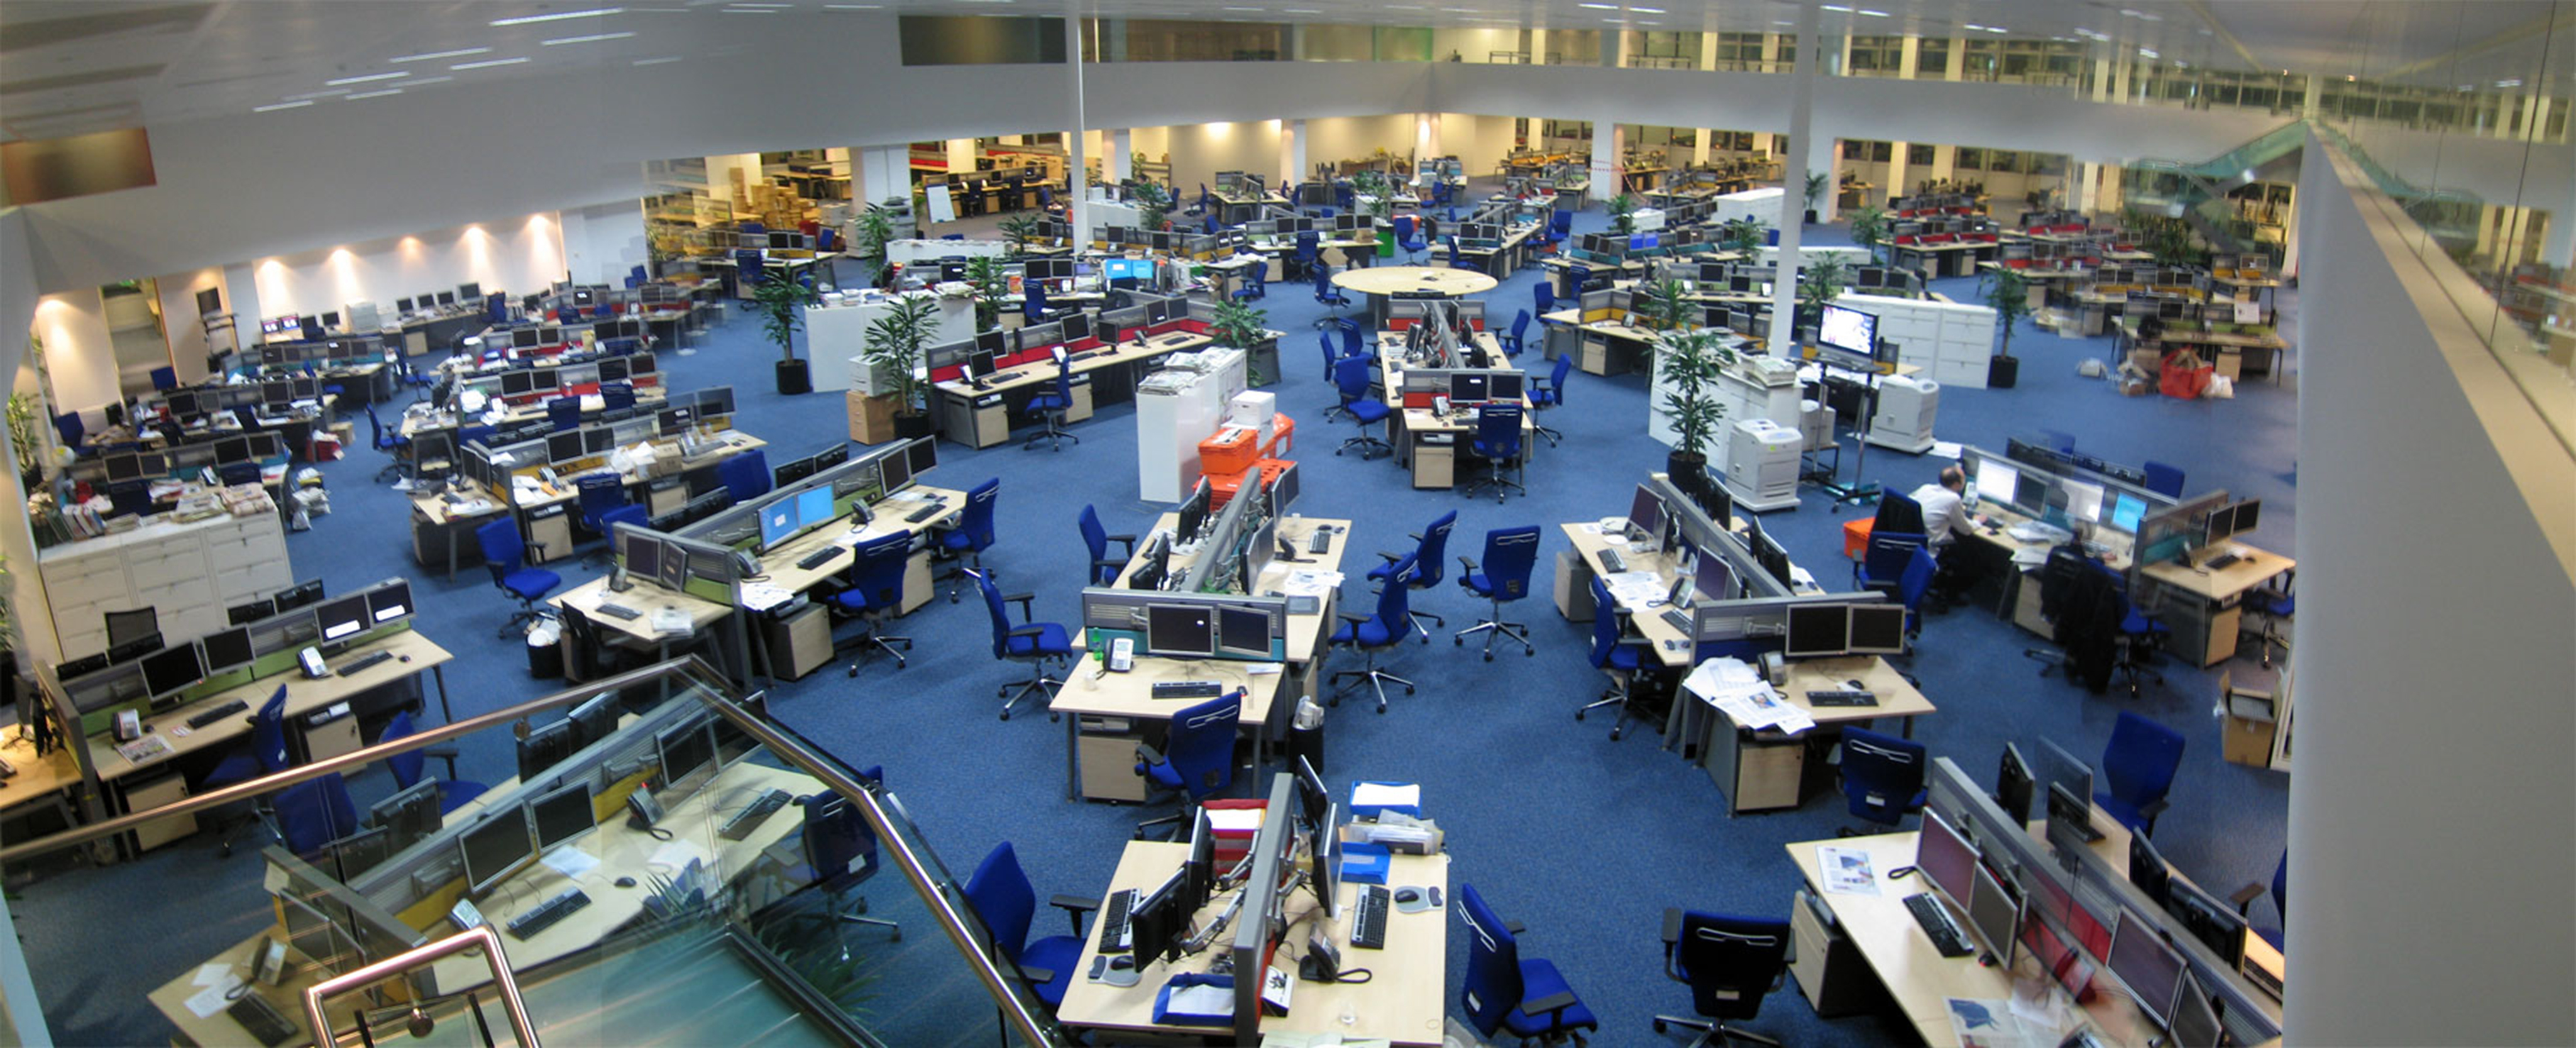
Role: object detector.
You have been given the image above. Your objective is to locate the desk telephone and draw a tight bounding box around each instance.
[1107,638,1134,673]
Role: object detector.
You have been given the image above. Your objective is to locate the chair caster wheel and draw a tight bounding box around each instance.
[999,710,1011,721]
[1610,728,1624,741]
[1376,706,1385,714]
[1050,712,1061,723]
[1575,711,1586,721]
[854,898,867,914]
[1654,1020,1668,1034]
[894,660,906,670]
[901,641,913,650]
[891,930,902,942]
[1524,648,1534,656]
[847,667,859,678]
[1484,652,1494,661]
[1404,685,1416,695]
[1454,637,1463,646]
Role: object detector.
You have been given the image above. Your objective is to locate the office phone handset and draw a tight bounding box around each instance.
[626,785,665,829]
[299,647,329,679]
[734,549,762,578]
[1297,932,1344,983]
[448,899,487,932]
[250,935,289,986]
[1108,638,1134,673]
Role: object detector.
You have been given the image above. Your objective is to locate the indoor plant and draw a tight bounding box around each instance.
[1607,192,1639,237]
[752,270,817,394]
[1129,180,1173,231]
[1983,266,2033,388]
[964,256,1010,331]
[997,214,1040,258]
[1802,171,1829,224]
[852,201,900,284]
[1849,204,1891,266]
[1639,277,1696,332]
[1206,295,1272,387]
[7,392,40,491]
[1796,253,1852,331]
[1655,328,1735,505]
[1716,216,1767,256]
[862,293,940,438]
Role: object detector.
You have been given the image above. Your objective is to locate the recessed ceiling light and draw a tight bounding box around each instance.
[253,101,314,113]
[2496,78,2523,87]
[490,8,625,26]
[392,48,493,63]
[1578,3,1616,8]
[1984,26,2006,33]
[324,71,408,85]
[1820,4,1853,12]
[543,30,636,43]
[346,88,405,99]
[822,3,881,7]
[452,57,532,69]
[285,89,352,101]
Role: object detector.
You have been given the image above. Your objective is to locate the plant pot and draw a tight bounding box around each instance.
[774,358,812,395]
[893,411,937,439]
[1988,355,2020,389]
[1666,451,1707,492]
[1804,209,1820,225]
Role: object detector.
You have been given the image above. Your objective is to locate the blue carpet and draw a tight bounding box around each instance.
[14,208,2295,1046]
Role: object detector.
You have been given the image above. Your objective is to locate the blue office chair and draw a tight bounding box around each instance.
[1446,235,1472,271]
[364,404,410,483]
[1230,263,1267,303]
[150,367,178,391]
[52,411,84,448]
[1836,727,1928,833]
[1465,402,1527,502]
[719,448,772,503]
[1854,531,1926,597]
[1528,354,1573,447]
[961,842,1094,1008]
[2233,851,2289,949]
[2103,563,2170,695]
[1291,231,1320,283]
[788,789,903,950]
[1455,525,1541,659]
[1077,505,1135,587]
[1021,356,1079,451]
[199,686,290,792]
[474,518,560,638]
[380,710,488,815]
[972,569,1071,720]
[831,531,915,675]
[576,475,627,540]
[1202,213,1220,236]
[1132,690,1243,839]
[602,382,637,411]
[1329,554,1423,712]
[1654,909,1793,1048]
[546,395,583,433]
[1331,355,1392,460]
[2142,460,2186,499]
[583,504,648,570]
[940,477,1001,602]
[1568,264,1597,299]
[1393,215,1427,262]
[1458,881,1599,1045]
[1336,316,1373,366]
[1369,511,1455,640]
[1498,309,1533,359]
[1895,546,1937,651]
[1534,280,1557,318]
[106,482,153,518]
[2240,582,2294,668]
[1551,208,1575,241]
[273,772,361,856]
[1578,576,1654,739]
[2097,710,2185,837]
[1311,263,1353,324]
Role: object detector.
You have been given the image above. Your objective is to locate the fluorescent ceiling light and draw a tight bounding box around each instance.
[1629,6,1666,13]
[392,47,492,63]
[452,57,532,69]
[823,3,883,7]
[2137,48,2157,58]
[1225,5,1265,9]
[253,101,314,112]
[1984,26,2006,33]
[634,55,686,64]
[543,30,636,43]
[346,89,405,99]
[1578,3,1616,8]
[284,89,352,100]
[1820,4,1853,12]
[324,71,408,85]
[719,8,776,12]
[2496,78,2523,87]
[490,7,625,26]
[406,76,454,85]
[1857,9,1890,16]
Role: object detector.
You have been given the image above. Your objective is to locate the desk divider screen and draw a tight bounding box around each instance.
[49,578,419,737]
[1078,588,1289,663]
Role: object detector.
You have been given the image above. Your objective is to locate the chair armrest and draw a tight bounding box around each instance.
[2137,798,2171,821]
[1007,624,1048,640]
[1134,742,1167,768]
[2230,882,2267,915]
[1520,990,1577,1017]
[1093,558,1128,575]
[1015,963,1057,985]
[1336,610,1370,625]
[1661,907,1683,945]
[1106,534,1137,556]
[1456,556,1480,575]
[1002,592,1036,619]
[1505,920,1528,937]
[1050,893,1101,935]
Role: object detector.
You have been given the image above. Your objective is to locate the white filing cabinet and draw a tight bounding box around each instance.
[1133,348,1247,504]
[1723,418,1803,513]
[1839,292,1998,390]
[1865,375,1940,453]
[36,510,294,663]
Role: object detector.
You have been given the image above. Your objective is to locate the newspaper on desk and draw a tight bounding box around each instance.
[649,607,695,636]
[737,581,798,612]
[1815,844,1880,896]
[1277,569,1343,600]
[1600,571,1667,610]
[1682,657,1815,735]
[1946,996,2055,1048]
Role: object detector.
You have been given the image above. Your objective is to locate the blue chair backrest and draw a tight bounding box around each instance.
[962,841,1037,964]
[1476,402,1524,461]
[1480,526,1541,601]
[1295,231,1318,260]
[1588,576,1627,669]
[957,478,1000,551]
[1871,490,1925,536]
[1394,215,1416,240]
[1864,531,1926,583]
[53,412,83,446]
[1338,321,1363,360]
[277,772,360,855]
[475,519,527,574]
[974,571,1018,658]
[1898,546,1939,612]
[548,398,583,432]
[1508,310,1532,346]
[150,367,177,390]
[599,504,648,539]
[2142,460,2186,498]
[602,382,636,410]
[1446,236,1462,266]
[1456,882,1526,1037]
[1672,911,1792,1022]
[1841,727,1925,826]
[1313,267,1335,297]
[1333,355,1375,402]
[383,709,427,788]
[720,450,772,502]
[1534,282,1556,316]
[251,686,290,773]
[1026,283,1052,319]
[1079,504,1114,565]
[1551,209,1574,235]
[802,793,878,885]
[578,475,625,517]
[1413,512,1457,586]
[1316,331,1337,369]
[2103,711,2185,805]
[848,532,912,609]
[1548,355,1575,400]
[1368,553,1415,636]
[1163,692,1243,800]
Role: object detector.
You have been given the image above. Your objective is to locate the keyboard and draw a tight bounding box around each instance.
[796,546,845,570]
[1661,609,1692,633]
[718,788,793,841]
[1151,680,1225,700]
[598,604,641,621]
[1286,595,1322,615]
[505,887,593,940]
[1098,888,1137,952]
[1307,529,1332,554]
[1351,885,1392,949]
[228,994,297,1047]
[336,651,395,676]
[1806,690,1879,707]
[1903,893,1975,957]
[187,699,250,730]
[906,503,944,523]
[2203,552,2242,570]
[1599,549,1627,573]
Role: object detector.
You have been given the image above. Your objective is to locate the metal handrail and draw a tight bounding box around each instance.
[302,926,540,1048]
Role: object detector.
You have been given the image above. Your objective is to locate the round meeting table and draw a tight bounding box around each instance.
[1331,265,1500,328]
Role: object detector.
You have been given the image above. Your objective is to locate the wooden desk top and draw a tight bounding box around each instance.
[0,731,83,815]
[503,431,767,511]
[737,485,967,597]
[1961,502,2135,572]
[2136,543,2294,602]
[96,630,454,783]
[1789,832,2149,1047]
[1560,522,1705,668]
[1332,267,1499,299]
[554,576,734,644]
[408,488,511,526]
[1055,841,1450,1045]
[1778,656,1937,724]
[1978,262,2088,280]
[933,330,1216,399]
[1048,648,1286,728]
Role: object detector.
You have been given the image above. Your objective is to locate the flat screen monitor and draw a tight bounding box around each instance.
[1267,461,1299,517]
[1176,478,1211,542]
[458,283,482,301]
[531,368,559,392]
[1915,810,1979,909]
[275,580,324,611]
[1692,554,1734,602]
[106,453,142,483]
[1216,605,1270,659]
[291,376,320,399]
[1845,604,1907,654]
[1489,372,1524,403]
[1966,860,2022,963]
[2128,831,2172,907]
[656,720,717,790]
[515,718,576,781]
[397,297,415,312]
[165,392,199,419]
[366,581,412,624]
[583,427,614,455]
[1995,743,2035,823]
[1817,304,1877,356]
[812,443,848,470]
[569,692,619,748]
[460,812,536,898]
[2165,969,2223,1048]
[282,895,361,974]
[502,371,536,397]
[2227,498,2260,538]
[1147,299,1171,324]
[759,497,802,551]
[1973,459,2019,508]
[2035,737,2094,805]
[370,778,442,846]
[1783,604,1849,659]
[625,534,663,582]
[546,431,583,464]
[966,350,997,380]
[774,455,815,488]
[975,329,1006,358]
[2109,492,2149,533]
[436,291,456,307]
[2106,910,2186,1027]
[1144,604,1215,658]
[1626,484,1664,540]
[878,448,914,493]
[2061,479,2106,524]
[315,595,370,643]
[530,780,595,851]
[140,643,204,700]
[794,487,833,536]
[1450,372,1490,404]
[262,380,293,407]
[2202,504,2235,545]
[201,626,255,673]
[2167,880,2250,966]
[1060,313,1091,343]
[216,436,252,465]
[512,328,541,349]
[905,436,936,478]
[658,541,690,592]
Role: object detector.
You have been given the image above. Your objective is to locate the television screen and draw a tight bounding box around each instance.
[1818,304,1878,356]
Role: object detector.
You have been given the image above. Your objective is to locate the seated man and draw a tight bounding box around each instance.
[1908,466,1988,609]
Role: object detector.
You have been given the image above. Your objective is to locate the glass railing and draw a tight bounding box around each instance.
[0,658,1055,1047]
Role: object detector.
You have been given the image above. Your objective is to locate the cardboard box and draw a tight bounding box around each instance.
[2219,669,2281,768]
[647,444,682,478]
[847,391,901,444]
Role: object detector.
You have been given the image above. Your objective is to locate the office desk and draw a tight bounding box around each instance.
[933,329,1215,449]
[0,732,87,844]
[1111,512,1353,680]
[554,576,740,682]
[503,432,768,563]
[1977,262,2086,311]
[2127,324,2289,383]
[1373,334,1535,490]
[2034,809,2291,1003]
[1453,223,1543,279]
[1692,656,1935,815]
[408,490,510,582]
[2135,544,2294,667]
[1214,191,1291,226]
[740,485,966,615]
[1331,267,1499,328]
[1787,832,2152,1047]
[1891,240,1998,281]
[1055,841,1451,1046]
[1556,521,1727,670]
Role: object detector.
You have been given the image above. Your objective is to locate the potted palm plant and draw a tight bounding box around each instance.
[1849,204,1891,266]
[964,256,1010,331]
[1716,216,1768,256]
[1208,296,1275,387]
[997,214,1040,258]
[1639,277,1695,331]
[852,201,900,286]
[753,272,817,394]
[1129,180,1173,231]
[1983,267,2032,389]
[862,294,940,439]
[1797,254,1852,333]
[1655,328,1734,506]
[1607,192,1639,237]
[1802,172,1829,225]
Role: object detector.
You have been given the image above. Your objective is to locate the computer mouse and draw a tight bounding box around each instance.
[399,654,412,663]
[1394,887,1423,905]
[1846,679,1865,690]
[1108,956,1135,971]
[614,876,636,889]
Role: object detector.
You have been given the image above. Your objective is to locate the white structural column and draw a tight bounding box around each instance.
[1590,31,1620,196]
[1770,1,1822,356]
[1111,129,1133,184]
[1286,119,1307,187]
[1066,14,1091,240]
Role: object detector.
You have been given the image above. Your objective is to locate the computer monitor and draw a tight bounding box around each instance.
[812,443,848,470]
[1125,866,1188,966]
[459,811,536,898]
[531,368,559,393]
[504,372,537,397]
[274,580,324,611]
[2061,479,2106,525]
[569,692,619,747]
[1818,304,1878,357]
[1144,604,1216,659]
[1995,743,2035,823]
[2166,880,2249,966]
[1267,461,1299,517]
[1060,313,1091,343]
[106,453,142,483]
[2128,832,2172,907]
[200,626,256,673]
[2226,499,2260,538]
[458,283,482,302]
[1489,371,1524,403]
[2165,969,2223,1048]
[625,534,663,581]
[529,780,595,851]
[367,581,412,624]
[1973,459,2020,508]
[139,643,204,702]
[1692,554,1734,603]
[1966,860,2022,963]
[1782,604,1849,659]
[966,350,997,381]
[759,497,803,551]
[656,720,717,790]
[1450,372,1490,404]
[515,718,577,781]
[1147,299,1172,324]
[512,328,541,349]
[1176,478,1212,542]
[397,297,415,312]
[436,291,456,307]
[1216,605,1270,659]
[216,436,252,465]
[878,448,914,494]
[370,778,442,847]
[282,894,361,974]
[1915,810,1979,908]
[2106,910,2186,1027]
[905,436,936,478]
[1845,604,1907,655]
[545,431,582,464]
[2035,738,2094,805]
[658,541,690,592]
[1626,484,1664,541]
[2109,491,2149,533]
[315,595,370,643]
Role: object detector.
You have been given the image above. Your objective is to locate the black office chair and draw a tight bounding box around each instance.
[1654,908,1793,1047]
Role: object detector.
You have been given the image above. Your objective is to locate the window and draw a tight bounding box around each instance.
[898,16,1067,65]
[1916,38,1950,76]
[1908,144,1935,165]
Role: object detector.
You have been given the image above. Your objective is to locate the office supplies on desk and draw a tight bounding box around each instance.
[1903,893,1974,956]
[336,650,395,676]
[227,994,296,1047]
[1600,549,1627,573]
[905,503,944,523]
[1307,529,1332,554]
[1339,841,1392,885]
[597,603,640,621]
[1351,885,1392,949]
[1149,680,1224,700]
[505,886,592,939]
[795,546,844,571]
[1661,608,1692,633]
[1806,689,1878,707]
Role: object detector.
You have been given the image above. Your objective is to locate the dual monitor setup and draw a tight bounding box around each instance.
[1969,452,2162,538]
[2135,489,2261,566]
[58,578,410,721]
[471,703,738,898]
[490,351,655,398]
[94,431,287,483]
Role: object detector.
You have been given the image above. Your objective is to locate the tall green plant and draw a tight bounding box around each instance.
[1797,253,1852,321]
[1207,296,1270,385]
[1802,172,1830,218]
[1607,192,1639,236]
[751,273,814,364]
[1656,328,1735,463]
[1129,180,1173,230]
[852,201,899,269]
[962,256,1010,331]
[1984,268,2034,358]
[1639,277,1695,332]
[1351,170,1395,219]
[2123,206,2203,268]
[1849,204,1891,266]
[1715,217,1767,256]
[861,294,939,417]
[996,214,1040,258]
[6,393,38,480]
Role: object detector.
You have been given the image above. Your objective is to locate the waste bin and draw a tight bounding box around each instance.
[1287,697,1325,775]
[526,623,564,680]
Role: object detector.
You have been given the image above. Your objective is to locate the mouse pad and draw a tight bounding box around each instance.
[1392,885,1439,913]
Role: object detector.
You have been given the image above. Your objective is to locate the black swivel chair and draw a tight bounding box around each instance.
[1653,909,1794,1047]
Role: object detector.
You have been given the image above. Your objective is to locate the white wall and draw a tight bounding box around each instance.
[559,202,647,289]
[152,267,224,382]
[244,214,566,327]
[1155,121,1287,204]
[2289,135,2576,1045]
[1306,114,1416,174]
[30,292,116,416]
[1440,113,1520,179]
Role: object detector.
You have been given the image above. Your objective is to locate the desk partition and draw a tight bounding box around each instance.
[1630,473,1885,648]
[661,435,938,559]
[48,576,419,737]
[1964,440,2179,541]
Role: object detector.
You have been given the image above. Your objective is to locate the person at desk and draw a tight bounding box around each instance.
[1910,468,1991,610]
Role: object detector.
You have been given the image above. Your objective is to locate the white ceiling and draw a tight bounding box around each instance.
[1,1,2565,142]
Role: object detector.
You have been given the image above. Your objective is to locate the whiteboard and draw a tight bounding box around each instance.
[924,184,955,225]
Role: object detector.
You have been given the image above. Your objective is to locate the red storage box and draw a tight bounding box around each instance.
[1199,426,1260,478]
[1265,414,1295,458]
[1203,798,1268,866]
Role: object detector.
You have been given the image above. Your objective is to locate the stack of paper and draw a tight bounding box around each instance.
[1602,571,1667,609]
[1279,570,1343,599]
[649,607,694,636]
[1683,658,1815,734]
[737,582,796,612]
